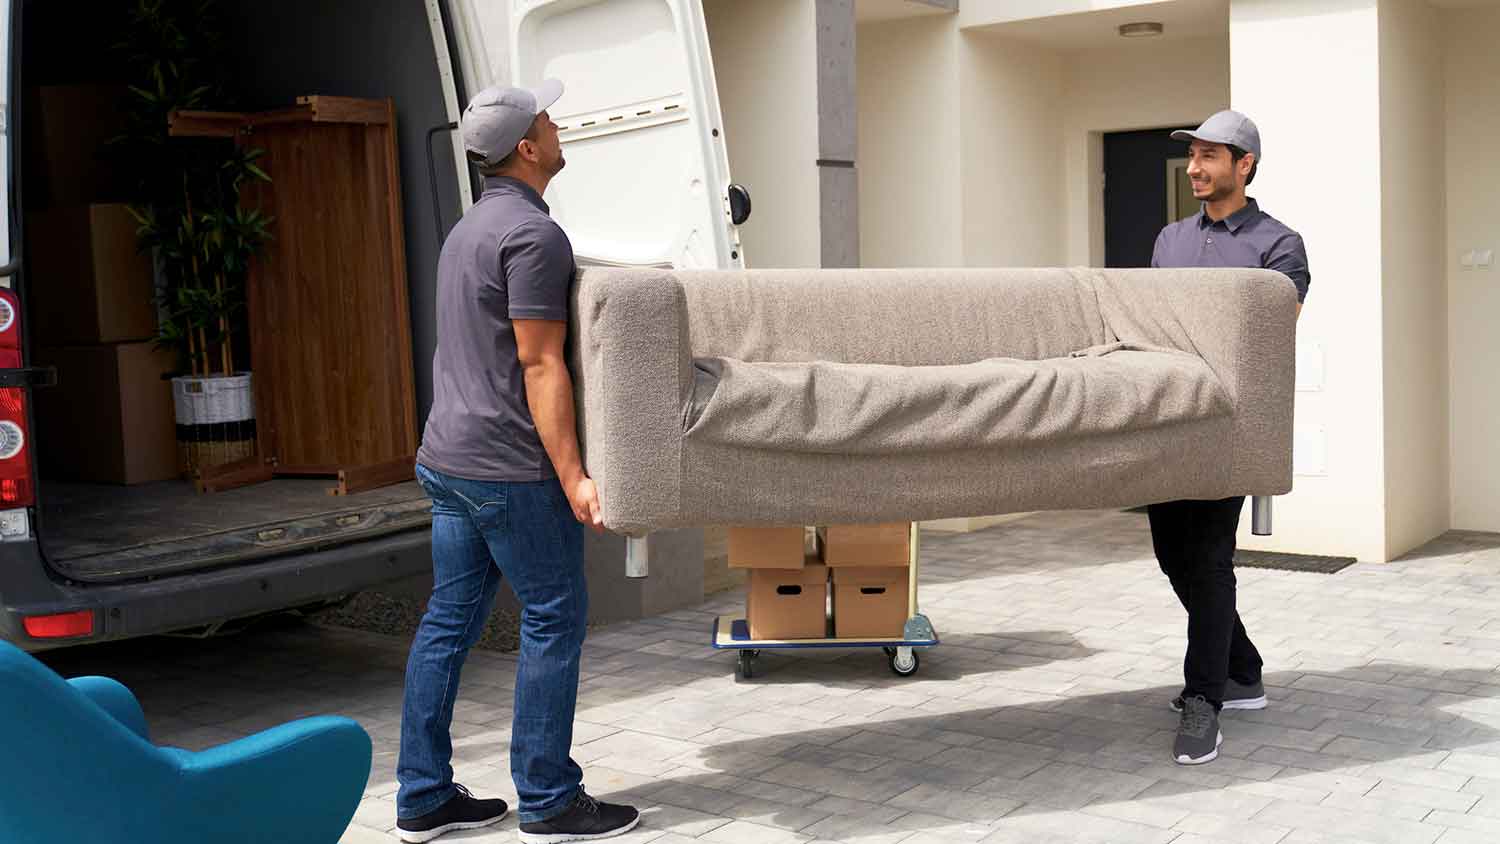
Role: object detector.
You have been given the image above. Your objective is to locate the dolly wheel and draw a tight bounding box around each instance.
[889,647,919,677]
[738,649,756,679]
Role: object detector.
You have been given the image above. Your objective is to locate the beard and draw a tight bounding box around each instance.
[1195,174,1237,202]
[547,151,567,176]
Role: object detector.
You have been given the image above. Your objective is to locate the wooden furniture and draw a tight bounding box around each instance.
[170,97,417,495]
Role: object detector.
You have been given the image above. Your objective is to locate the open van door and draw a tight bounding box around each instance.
[442,0,746,270]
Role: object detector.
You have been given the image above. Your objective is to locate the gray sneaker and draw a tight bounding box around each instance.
[1173,694,1222,765]
[1170,678,1267,713]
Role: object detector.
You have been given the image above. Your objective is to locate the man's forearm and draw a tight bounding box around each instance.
[523,360,586,487]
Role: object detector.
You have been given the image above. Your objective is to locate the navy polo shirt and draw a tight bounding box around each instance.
[1151,198,1310,303]
[418,177,576,482]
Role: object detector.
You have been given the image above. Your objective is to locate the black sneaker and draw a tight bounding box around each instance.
[518,790,640,843]
[1173,694,1223,765]
[1170,678,1268,713]
[397,784,510,843]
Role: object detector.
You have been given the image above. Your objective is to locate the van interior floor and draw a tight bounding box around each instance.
[38,479,430,583]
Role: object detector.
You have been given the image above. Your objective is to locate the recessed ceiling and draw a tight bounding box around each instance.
[856,0,955,24]
[966,0,1228,50]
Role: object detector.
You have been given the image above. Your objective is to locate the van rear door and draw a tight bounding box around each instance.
[443,0,744,269]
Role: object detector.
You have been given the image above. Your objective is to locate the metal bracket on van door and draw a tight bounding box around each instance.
[625,535,650,578]
[1251,496,1272,536]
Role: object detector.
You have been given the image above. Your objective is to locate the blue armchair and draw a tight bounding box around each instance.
[0,640,373,844]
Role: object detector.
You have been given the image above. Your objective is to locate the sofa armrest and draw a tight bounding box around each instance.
[571,268,692,535]
[1090,268,1298,495]
[68,676,150,741]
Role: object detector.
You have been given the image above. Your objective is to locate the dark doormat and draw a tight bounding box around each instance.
[1234,549,1357,574]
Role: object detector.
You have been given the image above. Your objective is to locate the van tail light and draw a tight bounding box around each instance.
[23,611,94,639]
[0,289,34,507]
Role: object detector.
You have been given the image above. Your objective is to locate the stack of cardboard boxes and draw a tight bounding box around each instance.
[730,523,912,641]
[25,85,179,485]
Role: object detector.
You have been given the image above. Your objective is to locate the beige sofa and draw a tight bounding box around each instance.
[570,267,1297,536]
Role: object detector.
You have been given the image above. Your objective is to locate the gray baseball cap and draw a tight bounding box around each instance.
[462,79,564,167]
[1172,109,1261,160]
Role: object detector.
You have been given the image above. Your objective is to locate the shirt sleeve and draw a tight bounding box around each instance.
[1266,232,1310,303]
[501,220,574,321]
[1149,229,1165,268]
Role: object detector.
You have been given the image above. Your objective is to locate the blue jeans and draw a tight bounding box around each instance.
[398,463,588,823]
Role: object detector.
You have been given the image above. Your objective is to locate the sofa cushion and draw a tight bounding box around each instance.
[683,341,1232,455]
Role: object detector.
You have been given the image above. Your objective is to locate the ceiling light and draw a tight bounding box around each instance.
[1118,21,1165,37]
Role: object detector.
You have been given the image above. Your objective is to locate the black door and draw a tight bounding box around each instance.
[1104,127,1196,268]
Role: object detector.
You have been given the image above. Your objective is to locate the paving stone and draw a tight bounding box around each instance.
[700,819,812,844]
[977,807,1180,843]
[1171,812,1294,844]
[1251,799,1443,844]
[885,782,1022,824]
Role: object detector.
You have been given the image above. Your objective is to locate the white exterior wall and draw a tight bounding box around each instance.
[1380,0,1449,559]
[856,16,962,267]
[1446,5,1500,533]
[1059,37,1230,266]
[703,0,822,268]
[958,30,1065,267]
[1231,0,1388,562]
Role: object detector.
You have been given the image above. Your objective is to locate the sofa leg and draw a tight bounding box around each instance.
[626,535,650,578]
[1251,496,1272,536]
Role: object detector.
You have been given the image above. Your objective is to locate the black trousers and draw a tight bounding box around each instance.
[1147,496,1264,706]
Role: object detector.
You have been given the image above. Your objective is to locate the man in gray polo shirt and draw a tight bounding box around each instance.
[396,80,640,843]
[1149,109,1308,766]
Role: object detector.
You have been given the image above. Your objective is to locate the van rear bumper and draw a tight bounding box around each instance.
[0,529,430,652]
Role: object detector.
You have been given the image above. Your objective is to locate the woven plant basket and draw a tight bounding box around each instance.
[172,373,256,474]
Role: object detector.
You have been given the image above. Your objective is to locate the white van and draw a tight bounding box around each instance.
[0,0,747,650]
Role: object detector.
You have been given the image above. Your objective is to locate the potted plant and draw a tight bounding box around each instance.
[112,0,273,474]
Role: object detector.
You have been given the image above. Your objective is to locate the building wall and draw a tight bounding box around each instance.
[1231,0,1388,562]
[1445,4,1500,532]
[1379,0,1449,558]
[1059,37,1230,267]
[958,30,1065,267]
[856,15,962,267]
[704,0,822,268]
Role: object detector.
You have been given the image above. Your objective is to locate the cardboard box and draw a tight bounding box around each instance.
[32,342,180,485]
[728,525,808,569]
[833,567,910,639]
[817,523,911,568]
[27,204,157,345]
[24,85,131,209]
[746,561,828,640]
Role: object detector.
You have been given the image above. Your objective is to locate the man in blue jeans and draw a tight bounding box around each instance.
[396,79,639,843]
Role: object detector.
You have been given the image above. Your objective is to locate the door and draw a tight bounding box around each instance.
[443,0,744,270]
[1103,127,1196,268]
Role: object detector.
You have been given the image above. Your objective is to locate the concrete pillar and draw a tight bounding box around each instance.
[706,0,859,269]
[815,0,859,267]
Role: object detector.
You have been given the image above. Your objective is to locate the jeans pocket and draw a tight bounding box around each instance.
[414,464,441,498]
[450,485,508,531]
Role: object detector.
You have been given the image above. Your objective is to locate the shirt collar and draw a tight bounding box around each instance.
[1198,198,1260,233]
[482,176,549,214]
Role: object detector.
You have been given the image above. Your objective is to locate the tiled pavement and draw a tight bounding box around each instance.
[39,509,1500,844]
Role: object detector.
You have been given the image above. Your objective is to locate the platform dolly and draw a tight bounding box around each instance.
[711,522,939,678]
